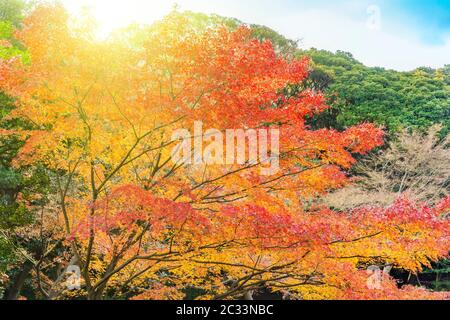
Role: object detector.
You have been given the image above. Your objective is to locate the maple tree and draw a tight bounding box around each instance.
[0,4,448,300]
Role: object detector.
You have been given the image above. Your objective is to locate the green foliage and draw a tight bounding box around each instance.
[173,11,242,31]
[299,49,450,136]
[0,167,22,192]
[0,19,20,60]
[0,235,16,271]
[0,0,40,224]
[0,0,30,62]
[0,3,49,295]
[424,259,450,275]
[0,203,30,229]
[0,0,26,27]
[0,19,14,38]
[169,11,298,55]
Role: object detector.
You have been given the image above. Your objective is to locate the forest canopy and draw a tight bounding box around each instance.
[0,2,449,301]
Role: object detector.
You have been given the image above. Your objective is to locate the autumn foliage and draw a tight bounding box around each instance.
[0,4,448,300]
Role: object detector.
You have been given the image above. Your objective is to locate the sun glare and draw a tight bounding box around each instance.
[61,0,176,38]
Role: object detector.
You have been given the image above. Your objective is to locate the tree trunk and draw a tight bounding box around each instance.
[6,261,33,300]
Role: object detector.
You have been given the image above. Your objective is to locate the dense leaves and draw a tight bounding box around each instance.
[300,49,450,136]
[176,11,450,136]
[0,4,448,300]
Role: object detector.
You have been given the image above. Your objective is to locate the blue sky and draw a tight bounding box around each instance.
[62,0,450,71]
[380,0,450,45]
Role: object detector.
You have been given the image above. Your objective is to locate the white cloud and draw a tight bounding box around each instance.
[268,8,450,71]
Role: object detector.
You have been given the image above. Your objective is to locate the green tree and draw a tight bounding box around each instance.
[1,0,54,300]
[0,0,26,27]
[299,49,450,136]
